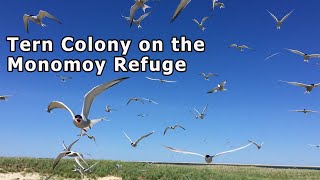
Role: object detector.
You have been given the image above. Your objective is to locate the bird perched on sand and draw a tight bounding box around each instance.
[146,76,176,83]
[248,140,264,150]
[0,95,11,101]
[285,49,320,62]
[130,0,151,27]
[163,142,253,163]
[123,12,152,28]
[289,109,319,114]
[53,139,88,169]
[208,81,227,93]
[127,98,144,105]
[142,98,158,104]
[211,0,225,11]
[193,105,208,119]
[123,131,154,147]
[279,80,320,94]
[56,75,72,82]
[267,10,294,30]
[47,77,129,135]
[171,0,191,23]
[229,44,251,51]
[200,73,218,81]
[23,10,61,33]
[163,124,186,135]
[192,16,209,31]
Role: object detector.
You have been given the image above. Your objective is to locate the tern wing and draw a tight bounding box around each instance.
[67,139,80,151]
[314,83,320,87]
[264,52,280,61]
[74,157,86,169]
[279,80,308,88]
[130,3,140,27]
[267,10,279,22]
[280,10,294,23]
[135,131,154,145]
[137,12,152,22]
[219,81,227,87]
[23,15,31,33]
[194,108,200,115]
[82,77,129,119]
[53,152,67,169]
[202,105,208,114]
[211,0,217,11]
[163,127,170,135]
[192,19,200,25]
[309,54,320,59]
[37,10,61,23]
[123,131,133,143]
[47,101,75,119]
[286,48,305,56]
[207,87,218,93]
[164,146,204,157]
[174,124,186,130]
[75,152,89,167]
[171,0,191,23]
[162,80,176,83]
[201,16,209,25]
[86,161,99,171]
[214,143,252,157]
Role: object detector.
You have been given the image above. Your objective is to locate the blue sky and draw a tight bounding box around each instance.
[1,0,320,166]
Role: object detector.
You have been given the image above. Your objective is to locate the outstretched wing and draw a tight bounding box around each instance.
[192,19,200,25]
[207,87,218,93]
[37,10,61,23]
[146,76,160,81]
[123,131,133,143]
[229,44,238,48]
[202,105,208,114]
[201,16,209,25]
[174,124,186,130]
[82,77,129,119]
[171,0,191,23]
[162,79,177,83]
[47,101,75,119]
[211,0,217,11]
[267,10,279,22]
[214,142,252,157]
[67,139,80,151]
[137,12,152,22]
[163,127,170,135]
[163,146,204,157]
[309,54,320,59]
[279,80,308,88]
[135,131,154,144]
[129,3,140,27]
[53,152,66,169]
[280,10,294,23]
[23,15,31,33]
[286,48,305,56]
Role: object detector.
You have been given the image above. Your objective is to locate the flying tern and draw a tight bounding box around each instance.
[56,75,72,82]
[289,109,319,114]
[0,95,11,101]
[127,98,144,105]
[130,0,151,27]
[193,105,208,119]
[105,105,116,113]
[212,0,225,11]
[267,10,294,30]
[163,124,186,135]
[248,140,264,150]
[123,12,152,28]
[229,44,251,51]
[208,81,227,93]
[23,10,61,33]
[286,48,320,62]
[47,77,129,135]
[123,131,154,147]
[164,142,253,163]
[200,73,218,81]
[192,16,209,31]
[279,80,320,94]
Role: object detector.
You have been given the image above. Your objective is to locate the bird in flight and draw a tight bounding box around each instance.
[208,81,227,93]
[267,10,294,30]
[23,10,61,33]
[129,0,151,27]
[279,80,320,94]
[285,48,320,62]
[199,73,218,81]
[289,109,319,114]
[123,131,154,147]
[105,105,116,113]
[122,12,152,29]
[192,16,209,31]
[47,77,129,136]
[163,142,253,163]
[146,76,177,83]
[0,95,11,101]
[56,75,72,82]
[127,98,144,105]
[163,124,186,135]
[142,98,158,104]
[211,0,225,11]
[193,105,208,119]
[229,44,252,51]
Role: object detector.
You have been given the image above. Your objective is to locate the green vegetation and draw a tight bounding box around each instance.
[1,157,320,179]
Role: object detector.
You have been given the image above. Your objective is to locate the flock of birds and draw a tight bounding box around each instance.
[0,0,319,178]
